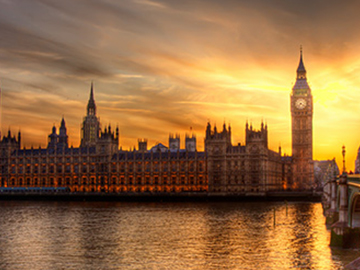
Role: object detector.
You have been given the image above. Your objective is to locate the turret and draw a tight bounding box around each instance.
[206,122,211,139]
[87,82,96,116]
[0,129,20,161]
[58,117,68,149]
[138,139,148,152]
[169,133,180,152]
[222,122,227,133]
[48,125,58,149]
[246,123,268,148]
[185,134,196,152]
[296,46,306,80]
[96,124,119,155]
[204,121,232,153]
[17,130,21,148]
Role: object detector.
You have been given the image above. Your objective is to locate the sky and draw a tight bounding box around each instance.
[1,0,360,171]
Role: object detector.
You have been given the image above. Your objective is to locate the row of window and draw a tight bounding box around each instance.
[6,175,207,186]
[11,162,206,174]
[73,186,208,193]
[11,156,205,164]
[12,157,77,164]
[6,181,208,187]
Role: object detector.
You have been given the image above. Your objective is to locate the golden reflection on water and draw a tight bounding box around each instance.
[0,201,359,269]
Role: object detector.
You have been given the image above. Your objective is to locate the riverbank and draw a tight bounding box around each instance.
[0,191,322,202]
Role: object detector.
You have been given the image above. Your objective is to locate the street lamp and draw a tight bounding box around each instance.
[342,145,346,174]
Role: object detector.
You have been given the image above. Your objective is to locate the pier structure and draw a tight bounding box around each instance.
[324,172,360,248]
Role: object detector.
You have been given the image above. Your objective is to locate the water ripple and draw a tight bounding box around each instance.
[0,201,358,269]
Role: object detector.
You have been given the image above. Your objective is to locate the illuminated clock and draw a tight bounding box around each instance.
[295,98,307,109]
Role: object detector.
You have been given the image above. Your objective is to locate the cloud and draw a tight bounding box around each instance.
[134,0,167,9]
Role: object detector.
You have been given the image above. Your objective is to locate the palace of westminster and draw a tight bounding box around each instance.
[0,51,315,194]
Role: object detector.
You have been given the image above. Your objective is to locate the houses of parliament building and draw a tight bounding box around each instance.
[0,51,315,195]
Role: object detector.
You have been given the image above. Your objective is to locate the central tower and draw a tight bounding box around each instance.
[291,48,314,190]
[80,82,100,147]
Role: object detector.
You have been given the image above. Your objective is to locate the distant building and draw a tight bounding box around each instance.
[0,50,317,194]
[355,147,360,174]
[314,159,339,190]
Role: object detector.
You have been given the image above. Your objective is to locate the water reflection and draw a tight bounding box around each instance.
[0,201,359,269]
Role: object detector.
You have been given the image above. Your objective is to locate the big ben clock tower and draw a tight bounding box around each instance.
[291,48,314,190]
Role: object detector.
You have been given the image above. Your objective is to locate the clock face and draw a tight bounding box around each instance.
[295,98,307,109]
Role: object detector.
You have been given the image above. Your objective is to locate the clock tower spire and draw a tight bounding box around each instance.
[297,46,306,79]
[290,47,314,190]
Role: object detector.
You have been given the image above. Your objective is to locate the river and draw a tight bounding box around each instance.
[0,201,358,269]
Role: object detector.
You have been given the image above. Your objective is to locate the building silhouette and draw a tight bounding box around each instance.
[290,47,315,189]
[0,51,314,194]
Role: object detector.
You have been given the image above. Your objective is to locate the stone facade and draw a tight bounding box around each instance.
[354,147,360,174]
[205,122,283,194]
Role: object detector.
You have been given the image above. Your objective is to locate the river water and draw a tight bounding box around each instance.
[0,201,359,270]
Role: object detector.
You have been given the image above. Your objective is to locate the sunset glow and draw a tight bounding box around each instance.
[1,0,360,170]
